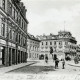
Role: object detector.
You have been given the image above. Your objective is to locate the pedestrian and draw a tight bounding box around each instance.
[45,54,48,63]
[62,59,65,69]
[55,58,59,69]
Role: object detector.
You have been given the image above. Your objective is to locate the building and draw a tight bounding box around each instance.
[27,33,40,61]
[0,0,28,66]
[76,45,80,56]
[37,31,77,60]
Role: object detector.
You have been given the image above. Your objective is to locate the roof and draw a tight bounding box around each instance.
[27,33,40,42]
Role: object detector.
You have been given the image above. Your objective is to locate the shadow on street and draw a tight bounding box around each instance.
[7,65,56,74]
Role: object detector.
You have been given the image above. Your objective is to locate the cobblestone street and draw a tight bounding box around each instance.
[7,60,80,74]
[0,60,79,80]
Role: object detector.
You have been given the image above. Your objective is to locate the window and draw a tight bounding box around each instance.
[42,42,43,45]
[21,36,23,45]
[12,30,15,40]
[35,53,36,58]
[2,0,5,10]
[65,41,68,45]
[50,42,52,45]
[9,3,12,16]
[1,23,5,36]
[24,22,26,31]
[37,54,38,58]
[59,41,62,45]
[54,41,56,45]
[23,37,26,46]
[33,46,34,50]
[14,9,15,19]
[18,15,21,26]
[29,53,31,58]
[15,33,18,42]
[15,11,17,21]
[12,8,15,19]
[46,42,48,45]
[19,34,20,43]
[22,19,24,29]
[17,12,18,22]
[9,29,12,39]
[45,47,48,49]
[12,8,14,18]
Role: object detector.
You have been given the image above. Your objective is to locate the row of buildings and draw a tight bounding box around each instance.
[27,30,80,61]
[0,0,28,66]
[0,0,80,67]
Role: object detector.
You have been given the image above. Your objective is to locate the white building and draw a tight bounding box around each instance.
[27,33,40,61]
[37,31,77,60]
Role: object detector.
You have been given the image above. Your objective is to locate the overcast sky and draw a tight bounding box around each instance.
[22,0,80,44]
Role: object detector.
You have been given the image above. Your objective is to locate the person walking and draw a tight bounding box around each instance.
[55,58,59,69]
[62,59,65,69]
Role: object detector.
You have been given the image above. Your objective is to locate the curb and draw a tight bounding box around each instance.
[6,62,37,73]
[68,64,80,67]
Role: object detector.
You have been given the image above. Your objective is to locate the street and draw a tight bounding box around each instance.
[0,60,80,80]
[8,60,80,75]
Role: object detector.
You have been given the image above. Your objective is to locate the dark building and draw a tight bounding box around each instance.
[0,0,28,66]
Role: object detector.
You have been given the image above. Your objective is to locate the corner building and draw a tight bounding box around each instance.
[37,31,77,60]
[0,0,28,66]
[27,33,40,61]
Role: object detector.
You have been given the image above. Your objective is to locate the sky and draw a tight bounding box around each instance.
[22,0,80,44]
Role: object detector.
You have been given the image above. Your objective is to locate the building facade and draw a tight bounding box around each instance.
[76,45,80,56]
[37,31,77,60]
[0,0,28,66]
[27,33,40,60]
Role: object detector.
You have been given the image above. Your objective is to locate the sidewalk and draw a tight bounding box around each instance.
[66,60,80,67]
[0,61,37,74]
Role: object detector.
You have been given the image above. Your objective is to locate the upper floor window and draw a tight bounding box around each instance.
[54,41,56,45]
[15,11,17,21]
[59,41,62,45]
[9,3,12,16]
[50,42,52,45]
[18,15,21,26]
[12,30,15,41]
[46,42,48,45]
[16,12,18,22]
[2,0,5,10]
[19,34,20,44]
[23,37,26,46]
[9,28,12,39]
[1,23,5,37]
[14,9,15,19]
[21,36,23,45]
[65,41,68,45]
[22,19,24,29]
[12,8,15,19]
[45,47,48,49]
[42,42,43,45]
